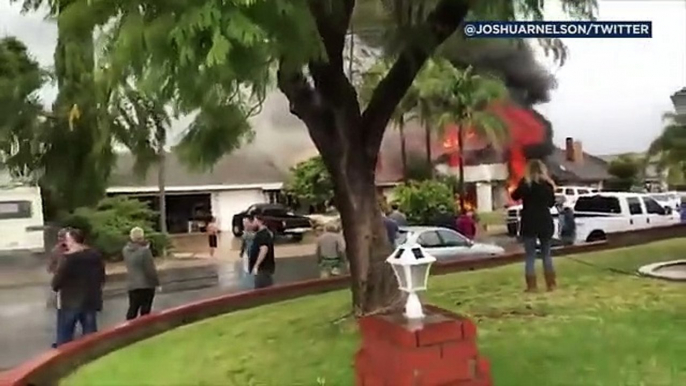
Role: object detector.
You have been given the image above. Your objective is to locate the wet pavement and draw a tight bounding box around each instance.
[0,233,519,371]
[0,254,321,371]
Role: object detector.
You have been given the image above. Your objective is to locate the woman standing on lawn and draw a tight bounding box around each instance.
[511,159,557,292]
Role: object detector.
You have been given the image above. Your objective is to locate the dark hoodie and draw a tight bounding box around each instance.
[123,242,159,290]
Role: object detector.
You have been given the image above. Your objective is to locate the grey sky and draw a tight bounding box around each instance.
[1,0,685,158]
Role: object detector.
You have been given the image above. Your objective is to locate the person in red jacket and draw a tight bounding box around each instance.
[456,210,477,240]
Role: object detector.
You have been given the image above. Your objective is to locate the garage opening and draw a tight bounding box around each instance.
[109,192,212,234]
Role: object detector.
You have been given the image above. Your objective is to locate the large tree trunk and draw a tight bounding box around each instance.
[332,154,400,314]
[278,0,470,314]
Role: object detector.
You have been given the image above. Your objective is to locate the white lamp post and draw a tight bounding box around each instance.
[386,243,437,319]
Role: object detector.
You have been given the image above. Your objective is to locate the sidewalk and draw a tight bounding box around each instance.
[0,256,218,290]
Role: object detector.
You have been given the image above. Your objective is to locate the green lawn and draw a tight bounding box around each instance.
[63,239,686,386]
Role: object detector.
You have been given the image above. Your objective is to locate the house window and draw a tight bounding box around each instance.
[0,201,32,220]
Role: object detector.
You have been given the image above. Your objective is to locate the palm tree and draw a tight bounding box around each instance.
[647,111,686,185]
[108,83,171,236]
[429,63,509,213]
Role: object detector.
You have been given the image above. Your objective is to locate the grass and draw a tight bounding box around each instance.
[62,239,686,386]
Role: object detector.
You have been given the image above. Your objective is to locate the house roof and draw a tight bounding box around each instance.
[546,147,611,182]
[109,148,288,192]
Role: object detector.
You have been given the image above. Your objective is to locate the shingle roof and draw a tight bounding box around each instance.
[546,148,611,182]
[109,148,288,188]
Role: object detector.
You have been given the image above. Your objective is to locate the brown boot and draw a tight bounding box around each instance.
[525,275,537,293]
[544,271,557,292]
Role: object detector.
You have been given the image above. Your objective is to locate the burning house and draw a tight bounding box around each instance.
[376,41,610,211]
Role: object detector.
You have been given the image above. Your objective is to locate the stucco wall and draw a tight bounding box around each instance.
[213,189,268,233]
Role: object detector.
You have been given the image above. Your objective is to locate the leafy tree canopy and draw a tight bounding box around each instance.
[392,180,455,225]
[647,112,686,181]
[0,36,48,180]
[286,156,334,206]
[606,154,640,191]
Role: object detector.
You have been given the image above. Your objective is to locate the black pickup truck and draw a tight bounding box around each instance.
[231,203,313,241]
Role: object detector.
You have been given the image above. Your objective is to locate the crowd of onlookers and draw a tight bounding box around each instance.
[46,226,160,348]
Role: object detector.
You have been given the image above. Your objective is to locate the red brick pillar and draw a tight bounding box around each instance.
[355,305,491,386]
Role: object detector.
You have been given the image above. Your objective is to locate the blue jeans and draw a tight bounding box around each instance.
[523,237,554,276]
[56,309,98,346]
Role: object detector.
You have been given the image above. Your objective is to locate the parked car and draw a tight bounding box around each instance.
[573,192,678,243]
[396,226,505,260]
[231,203,313,241]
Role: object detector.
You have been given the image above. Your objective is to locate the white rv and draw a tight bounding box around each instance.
[0,184,45,252]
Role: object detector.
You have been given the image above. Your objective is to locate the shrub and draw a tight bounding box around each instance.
[286,155,333,211]
[61,196,171,261]
[392,180,455,225]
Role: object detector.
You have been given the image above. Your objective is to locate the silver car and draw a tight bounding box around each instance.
[396,226,505,260]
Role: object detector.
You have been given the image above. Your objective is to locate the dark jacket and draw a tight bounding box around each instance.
[52,248,106,311]
[123,242,160,290]
[511,179,555,239]
[383,216,399,245]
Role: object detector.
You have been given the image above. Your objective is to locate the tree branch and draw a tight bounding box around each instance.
[277,60,320,122]
[306,0,359,111]
[361,0,470,151]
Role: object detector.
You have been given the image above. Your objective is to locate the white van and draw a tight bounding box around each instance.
[0,185,45,252]
[555,186,600,206]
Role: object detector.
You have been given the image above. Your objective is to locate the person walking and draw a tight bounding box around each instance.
[559,205,576,246]
[387,203,408,226]
[455,210,477,240]
[123,227,160,320]
[511,159,557,292]
[249,214,276,289]
[52,228,105,346]
[239,216,255,289]
[316,223,346,278]
[47,228,68,348]
[207,217,219,258]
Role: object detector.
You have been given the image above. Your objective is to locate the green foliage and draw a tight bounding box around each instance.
[61,196,170,261]
[647,112,686,183]
[0,36,47,181]
[286,156,334,206]
[606,154,641,191]
[392,180,455,225]
[61,0,321,170]
[428,63,509,145]
[107,81,170,177]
